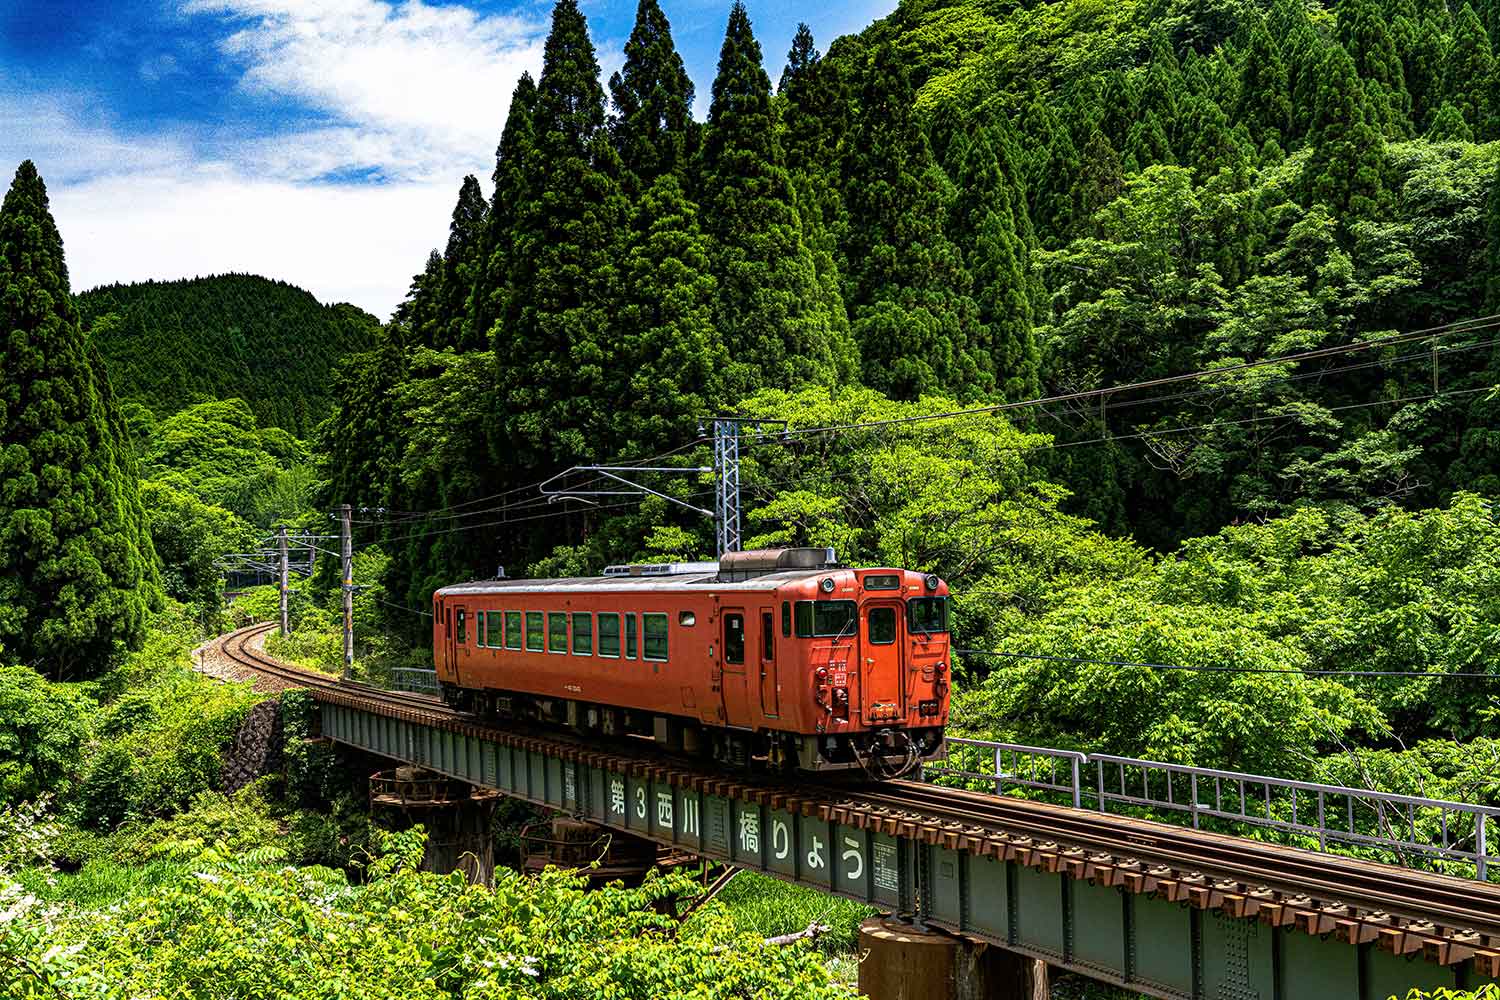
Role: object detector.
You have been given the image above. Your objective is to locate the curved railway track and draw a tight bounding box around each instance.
[208,623,1500,964]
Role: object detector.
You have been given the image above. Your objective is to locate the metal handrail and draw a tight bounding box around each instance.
[921,740,1500,881]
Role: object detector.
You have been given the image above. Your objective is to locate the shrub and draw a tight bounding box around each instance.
[0,664,92,802]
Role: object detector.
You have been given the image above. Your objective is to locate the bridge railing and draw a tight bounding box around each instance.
[389,667,440,694]
[922,740,1500,881]
[923,738,1087,809]
[1089,753,1497,880]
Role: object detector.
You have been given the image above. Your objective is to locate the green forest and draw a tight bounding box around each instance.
[3,0,1500,990]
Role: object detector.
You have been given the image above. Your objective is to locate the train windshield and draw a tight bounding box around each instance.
[793,600,857,638]
[907,596,949,634]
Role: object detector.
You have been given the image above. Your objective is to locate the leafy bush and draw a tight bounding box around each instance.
[0,665,92,801]
[0,829,855,1000]
[56,604,264,830]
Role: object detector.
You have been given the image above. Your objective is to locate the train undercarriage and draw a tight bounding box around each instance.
[438,682,944,780]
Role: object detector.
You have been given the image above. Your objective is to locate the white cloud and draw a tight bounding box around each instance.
[183,0,546,182]
[0,1,555,320]
[52,167,458,319]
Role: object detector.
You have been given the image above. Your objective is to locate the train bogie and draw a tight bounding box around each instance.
[432,548,949,778]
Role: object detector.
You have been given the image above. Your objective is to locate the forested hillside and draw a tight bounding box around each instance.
[327,0,1500,611]
[80,275,379,436]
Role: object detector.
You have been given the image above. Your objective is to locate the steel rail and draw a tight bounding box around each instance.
[849,781,1500,936]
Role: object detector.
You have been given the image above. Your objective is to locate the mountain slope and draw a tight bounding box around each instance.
[80,274,379,436]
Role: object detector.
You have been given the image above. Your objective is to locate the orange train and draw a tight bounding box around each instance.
[432,548,950,777]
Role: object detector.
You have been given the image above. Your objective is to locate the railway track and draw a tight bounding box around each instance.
[207,623,1500,967]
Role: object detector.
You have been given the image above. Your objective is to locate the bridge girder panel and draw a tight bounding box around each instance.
[318,701,1498,1000]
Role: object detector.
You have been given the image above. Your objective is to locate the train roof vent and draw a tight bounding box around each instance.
[601,561,719,578]
[717,547,838,582]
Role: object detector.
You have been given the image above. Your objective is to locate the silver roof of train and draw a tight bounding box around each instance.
[435,547,864,596]
[433,567,836,596]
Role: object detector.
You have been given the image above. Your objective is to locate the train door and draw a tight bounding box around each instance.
[758,605,779,718]
[720,607,751,726]
[449,602,470,685]
[861,600,905,721]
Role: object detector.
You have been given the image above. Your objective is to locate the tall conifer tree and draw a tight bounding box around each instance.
[437,175,487,350]
[950,127,1040,401]
[612,174,726,455]
[779,24,848,181]
[1303,45,1386,217]
[1393,15,1445,129]
[0,161,160,679]
[1237,20,1293,146]
[1425,100,1476,138]
[608,0,696,190]
[471,73,538,351]
[1124,112,1176,172]
[696,1,853,391]
[1338,0,1413,135]
[1073,128,1125,225]
[841,43,981,399]
[1444,4,1494,138]
[498,0,628,463]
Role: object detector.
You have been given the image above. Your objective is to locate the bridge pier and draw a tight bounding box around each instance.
[858,918,1048,1000]
[370,767,500,885]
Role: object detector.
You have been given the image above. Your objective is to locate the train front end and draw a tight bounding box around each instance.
[781,565,951,779]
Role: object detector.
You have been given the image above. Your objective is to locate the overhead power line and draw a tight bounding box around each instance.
[758,313,1500,443]
[957,649,1500,680]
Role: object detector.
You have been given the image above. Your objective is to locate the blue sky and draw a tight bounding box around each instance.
[1,0,892,318]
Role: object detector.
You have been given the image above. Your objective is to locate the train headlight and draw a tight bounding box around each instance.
[925,574,940,590]
[935,661,947,675]
[816,667,829,683]
[820,577,835,593]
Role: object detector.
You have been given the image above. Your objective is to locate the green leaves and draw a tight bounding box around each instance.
[0,161,162,679]
[1,829,853,1000]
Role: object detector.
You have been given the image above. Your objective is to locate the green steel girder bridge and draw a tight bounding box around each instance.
[216,624,1500,1000]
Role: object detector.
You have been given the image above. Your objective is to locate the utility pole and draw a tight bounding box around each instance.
[277,525,290,637]
[341,503,354,679]
[713,419,742,556]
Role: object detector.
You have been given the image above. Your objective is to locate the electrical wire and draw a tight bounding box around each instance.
[349,436,709,524]
[755,313,1500,443]
[956,649,1500,680]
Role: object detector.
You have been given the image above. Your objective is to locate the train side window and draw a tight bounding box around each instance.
[598,613,620,657]
[643,613,668,661]
[548,612,568,653]
[724,614,744,664]
[526,612,544,651]
[456,610,467,646]
[781,601,790,637]
[485,611,502,647]
[762,611,774,660]
[571,613,592,655]
[869,606,897,644]
[625,614,638,659]
[477,612,487,647]
[505,611,521,649]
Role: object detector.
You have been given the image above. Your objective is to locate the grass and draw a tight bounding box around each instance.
[706,869,875,956]
[14,857,191,908]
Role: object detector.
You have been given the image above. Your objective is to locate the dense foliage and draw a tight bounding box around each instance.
[0,827,853,1000]
[80,274,378,436]
[0,605,259,832]
[0,162,162,679]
